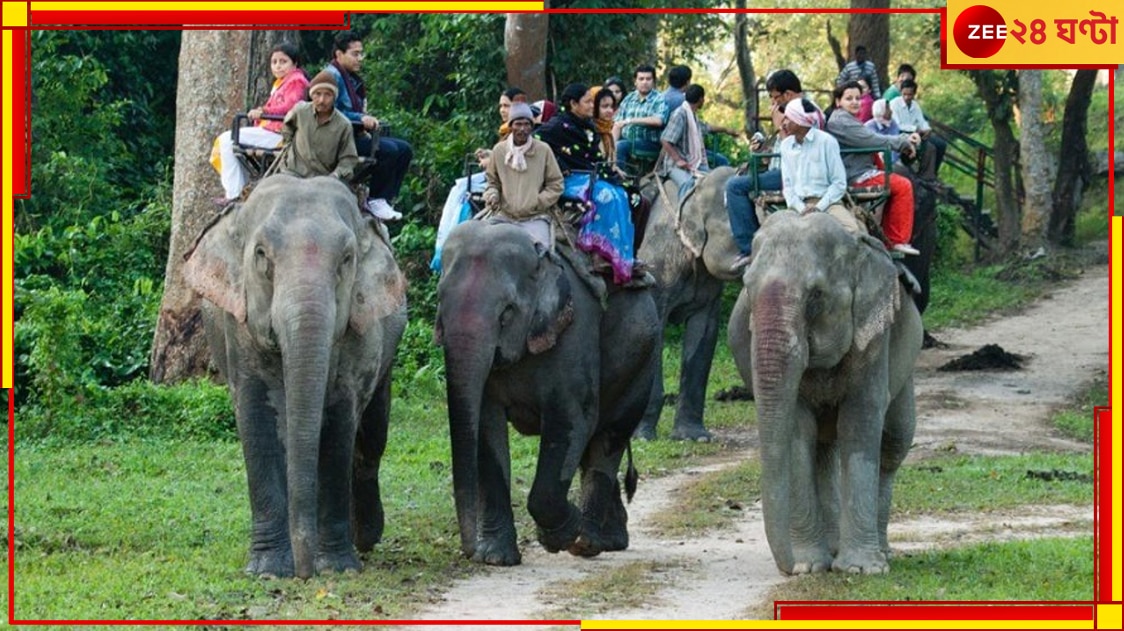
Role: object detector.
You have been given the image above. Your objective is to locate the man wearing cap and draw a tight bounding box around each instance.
[482,102,563,225]
[280,69,358,181]
[779,98,854,230]
[323,31,413,220]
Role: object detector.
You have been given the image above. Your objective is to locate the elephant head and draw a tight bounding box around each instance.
[185,174,405,578]
[739,210,903,574]
[433,220,574,558]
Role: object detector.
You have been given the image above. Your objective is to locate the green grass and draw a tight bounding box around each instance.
[1050,378,1106,444]
[747,536,1094,618]
[538,560,679,620]
[646,460,761,538]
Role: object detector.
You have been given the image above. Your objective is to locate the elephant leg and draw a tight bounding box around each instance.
[235,375,294,578]
[833,387,891,574]
[878,380,917,559]
[815,439,840,557]
[315,400,362,574]
[473,397,519,566]
[573,430,630,556]
[530,400,594,554]
[634,329,666,440]
[353,370,391,553]
[671,288,722,442]
[788,405,833,574]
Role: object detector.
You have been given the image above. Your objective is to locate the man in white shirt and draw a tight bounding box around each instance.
[779,98,857,233]
[889,78,946,180]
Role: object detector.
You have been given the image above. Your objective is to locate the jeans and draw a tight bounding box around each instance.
[725,169,781,255]
[356,134,414,202]
[616,138,662,169]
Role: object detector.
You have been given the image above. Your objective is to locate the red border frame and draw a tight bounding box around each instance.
[3,4,1115,627]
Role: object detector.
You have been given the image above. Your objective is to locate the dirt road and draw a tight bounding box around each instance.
[402,261,1107,625]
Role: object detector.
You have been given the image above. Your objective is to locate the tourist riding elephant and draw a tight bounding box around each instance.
[185,174,407,579]
[728,211,922,575]
[435,220,660,566]
[634,166,743,441]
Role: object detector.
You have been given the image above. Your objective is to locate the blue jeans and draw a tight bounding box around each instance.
[616,138,662,169]
[725,169,782,255]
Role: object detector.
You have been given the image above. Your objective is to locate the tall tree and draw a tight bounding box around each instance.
[1049,69,1098,245]
[847,0,891,92]
[1018,70,1054,248]
[970,70,1021,256]
[149,30,260,383]
[504,13,549,101]
[734,1,757,133]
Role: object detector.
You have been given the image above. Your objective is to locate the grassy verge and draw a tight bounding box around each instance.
[1051,377,1105,443]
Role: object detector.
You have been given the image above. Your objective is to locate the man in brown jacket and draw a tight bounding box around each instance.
[483,102,563,221]
[280,70,358,182]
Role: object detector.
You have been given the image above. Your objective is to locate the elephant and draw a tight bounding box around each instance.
[727,210,922,575]
[634,166,744,441]
[184,174,407,579]
[434,219,660,566]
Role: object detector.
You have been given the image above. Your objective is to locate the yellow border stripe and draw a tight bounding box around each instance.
[29,2,545,11]
[1114,213,1122,605]
[2,29,11,390]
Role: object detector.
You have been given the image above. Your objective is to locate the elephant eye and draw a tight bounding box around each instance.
[254,245,272,280]
[499,305,515,328]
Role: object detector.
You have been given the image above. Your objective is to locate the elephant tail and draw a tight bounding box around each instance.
[623,441,638,503]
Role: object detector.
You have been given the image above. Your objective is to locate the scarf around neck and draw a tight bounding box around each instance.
[330,59,365,114]
[505,134,532,172]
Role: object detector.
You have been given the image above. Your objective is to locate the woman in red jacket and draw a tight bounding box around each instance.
[211,41,309,203]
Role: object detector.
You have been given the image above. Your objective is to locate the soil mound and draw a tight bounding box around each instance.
[938,343,1026,371]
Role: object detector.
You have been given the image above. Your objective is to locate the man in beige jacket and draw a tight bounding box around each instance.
[483,102,563,222]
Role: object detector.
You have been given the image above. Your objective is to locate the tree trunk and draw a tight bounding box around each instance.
[504,13,549,102]
[734,2,757,134]
[1017,70,1055,248]
[826,20,846,72]
[848,0,891,95]
[971,70,1022,257]
[247,30,305,108]
[1049,69,1098,246]
[149,30,256,383]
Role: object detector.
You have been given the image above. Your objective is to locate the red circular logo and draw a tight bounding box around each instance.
[953,5,1007,58]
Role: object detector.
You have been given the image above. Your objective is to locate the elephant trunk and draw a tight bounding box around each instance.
[440,313,496,558]
[278,287,337,580]
[750,279,808,575]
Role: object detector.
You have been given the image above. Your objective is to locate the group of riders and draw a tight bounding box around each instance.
[211,32,944,288]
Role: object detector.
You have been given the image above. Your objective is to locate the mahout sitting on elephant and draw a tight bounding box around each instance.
[435,218,660,565]
[727,210,922,575]
[185,174,407,579]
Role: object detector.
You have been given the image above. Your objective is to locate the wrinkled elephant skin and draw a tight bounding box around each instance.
[635,166,742,441]
[185,174,406,579]
[728,211,922,575]
[436,220,660,566]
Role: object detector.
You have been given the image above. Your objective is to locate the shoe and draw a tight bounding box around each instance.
[366,198,402,221]
[212,196,237,209]
[731,253,752,270]
[892,243,920,256]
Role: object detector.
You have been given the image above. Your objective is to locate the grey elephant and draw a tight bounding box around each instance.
[185,174,407,579]
[727,211,922,575]
[435,220,660,566]
[634,166,744,441]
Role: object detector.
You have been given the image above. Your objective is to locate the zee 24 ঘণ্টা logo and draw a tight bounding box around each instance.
[952,4,1118,58]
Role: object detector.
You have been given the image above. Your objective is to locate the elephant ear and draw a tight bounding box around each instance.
[527,247,574,355]
[350,219,407,335]
[851,239,900,354]
[183,212,246,323]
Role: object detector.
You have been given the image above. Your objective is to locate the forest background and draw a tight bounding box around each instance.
[8,4,1115,442]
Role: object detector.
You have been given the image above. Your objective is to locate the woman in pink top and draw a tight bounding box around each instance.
[211,42,310,201]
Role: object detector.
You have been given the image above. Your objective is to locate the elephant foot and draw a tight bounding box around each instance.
[670,423,713,442]
[472,535,521,566]
[245,548,294,579]
[789,544,833,575]
[567,534,603,558]
[537,506,582,554]
[632,423,657,441]
[354,521,384,553]
[832,548,890,574]
[315,547,362,574]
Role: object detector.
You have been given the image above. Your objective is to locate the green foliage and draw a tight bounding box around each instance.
[1051,378,1105,444]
